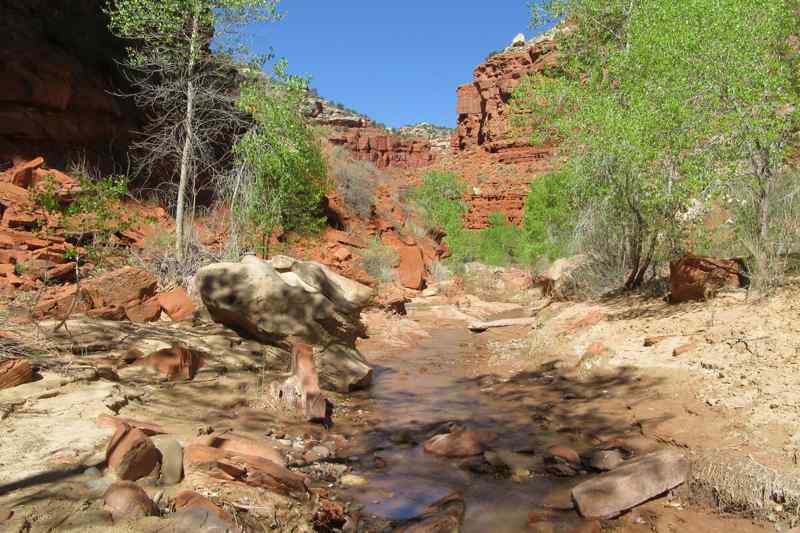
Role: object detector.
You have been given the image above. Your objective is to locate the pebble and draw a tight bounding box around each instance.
[340,474,368,487]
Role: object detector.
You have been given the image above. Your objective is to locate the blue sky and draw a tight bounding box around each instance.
[249,2,544,128]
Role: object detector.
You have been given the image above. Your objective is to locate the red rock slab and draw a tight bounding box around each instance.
[397,244,425,290]
[82,266,158,309]
[0,157,44,188]
[2,208,40,230]
[0,182,30,208]
[174,491,232,523]
[184,443,306,496]
[157,287,195,321]
[669,255,743,303]
[106,424,160,481]
[31,167,80,192]
[145,346,202,381]
[103,481,158,521]
[0,228,49,249]
[571,448,689,519]
[192,432,285,467]
[0,358,33,389]
[125,296,162,322]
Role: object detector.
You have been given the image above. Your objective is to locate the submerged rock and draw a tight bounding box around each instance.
[423,428,496,458]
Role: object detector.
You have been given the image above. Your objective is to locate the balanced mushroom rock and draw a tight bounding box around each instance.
[571,448,689,519]
[196,255,374,392]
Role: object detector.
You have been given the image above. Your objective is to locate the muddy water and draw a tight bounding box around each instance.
[347,320,579,532]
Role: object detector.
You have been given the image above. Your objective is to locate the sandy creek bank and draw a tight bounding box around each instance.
[0,293,789,531]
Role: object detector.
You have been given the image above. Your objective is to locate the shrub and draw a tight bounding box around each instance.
[329,147,381,218]
[360,238,398,283]
[413,170,467,234]
[521,170,574,264]
[232,64,329,257]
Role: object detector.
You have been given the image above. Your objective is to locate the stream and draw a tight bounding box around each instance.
[343,316,583,532]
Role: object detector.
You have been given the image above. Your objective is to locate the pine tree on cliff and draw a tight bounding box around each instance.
[105,0,280,260]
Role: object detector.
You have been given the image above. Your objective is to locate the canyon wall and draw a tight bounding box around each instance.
[0,1,139,170]
[451,36,559,229]
[327,128,435,170]
[453,37,557,162]
[307,97,436,170]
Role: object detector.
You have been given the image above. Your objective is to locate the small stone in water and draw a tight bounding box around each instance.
[340,474,368,487]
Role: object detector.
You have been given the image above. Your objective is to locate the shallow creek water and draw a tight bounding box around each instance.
[344,318,581,532]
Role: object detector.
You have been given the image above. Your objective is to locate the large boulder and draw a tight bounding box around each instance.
[196,256,374,392]
[669,255,745,303]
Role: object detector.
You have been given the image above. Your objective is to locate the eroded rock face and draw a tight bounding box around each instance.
[0,1,138,167]
[196,255,374,391]
[328,127,435,170]
[453,37,558,159]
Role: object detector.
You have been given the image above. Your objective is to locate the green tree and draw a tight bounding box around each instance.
[231,63,329,256]
[105,0,280,260]
[515,0,800,289]
[521,170,573,263]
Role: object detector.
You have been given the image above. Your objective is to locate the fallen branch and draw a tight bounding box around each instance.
[468,317,539,332]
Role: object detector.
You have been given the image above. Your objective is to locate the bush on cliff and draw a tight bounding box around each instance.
[413,170,528,266]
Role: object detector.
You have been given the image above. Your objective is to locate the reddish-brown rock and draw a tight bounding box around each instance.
[157,287,195,321]
[397,245,426,290]
[103,481,158,521]
[0,358,33,389]
[669,255,744,303]
[192,432,285,467]
[0,2,138,165]
[270,342,329,423]
[0,157,44,188]
[174,491,232,523]
[184,442,306,496]
[84,266,158,309]
[106,424,160,481]
[571,448,689,519]
[125,296,162,322]
[144,346,202,381]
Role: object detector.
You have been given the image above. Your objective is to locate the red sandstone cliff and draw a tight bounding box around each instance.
[446,35,559,229]
[0,1,139,170]
[453,37,558,163]
[327,127,435,170]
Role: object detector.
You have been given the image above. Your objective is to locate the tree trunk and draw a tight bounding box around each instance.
[175,7,200,261]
